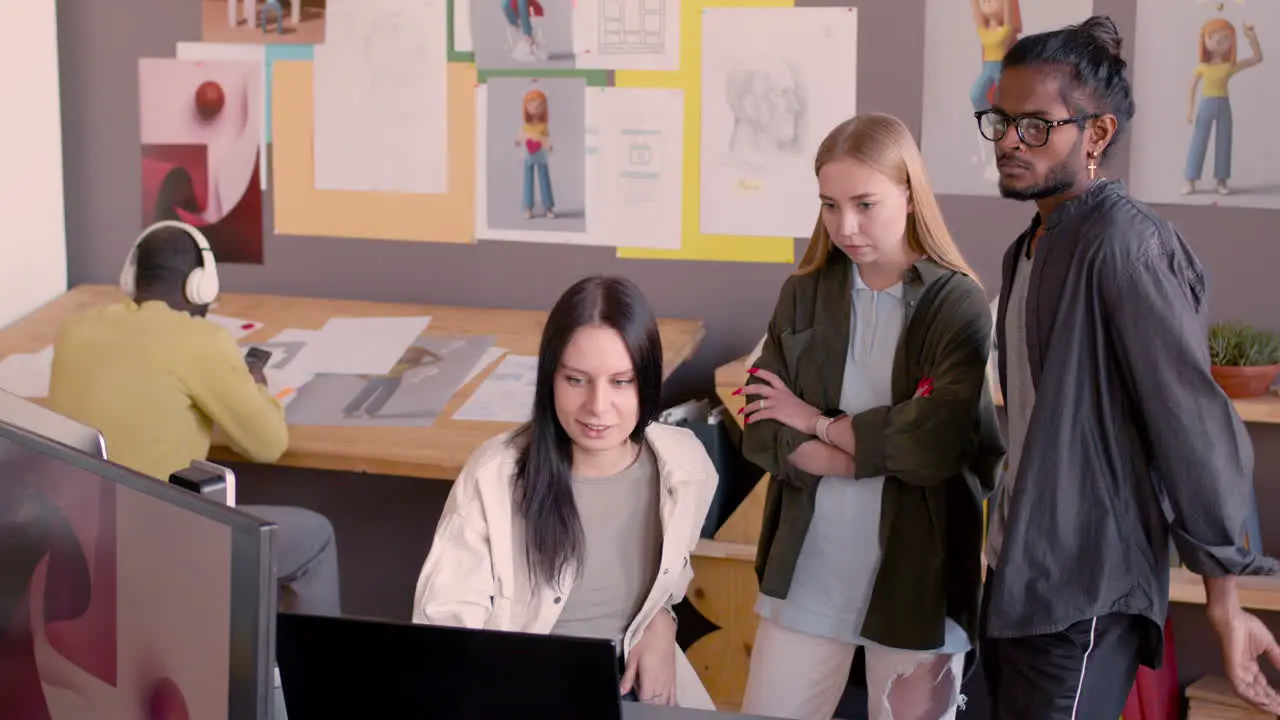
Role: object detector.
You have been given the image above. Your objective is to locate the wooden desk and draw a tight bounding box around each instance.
[0,284,706,479]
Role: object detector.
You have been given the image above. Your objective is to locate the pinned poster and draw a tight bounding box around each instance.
[138,58,264,264]
[920,0,1095,197]
[1129,0,1280,208]
[313,0,449,194]
[698,6,858,239]
[612,0,796,264]
[573,0,682,71]
[201,0,326,44]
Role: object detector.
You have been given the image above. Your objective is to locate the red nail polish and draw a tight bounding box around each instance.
[747,368,758,374]
[736,407,743,415]
[732,388,742,396]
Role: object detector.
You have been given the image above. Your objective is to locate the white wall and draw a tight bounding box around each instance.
[0,1,69,328]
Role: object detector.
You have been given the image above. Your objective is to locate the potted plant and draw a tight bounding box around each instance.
[1208,321,1280,398]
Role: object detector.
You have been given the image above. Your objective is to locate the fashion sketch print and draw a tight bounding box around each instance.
[699,7,858,238]
[921,0,1094,197]
[516,88,557,220]
[1130,0,1279,208]
[473,0,576,70]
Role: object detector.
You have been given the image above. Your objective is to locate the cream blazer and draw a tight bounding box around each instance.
[412,422,718,710]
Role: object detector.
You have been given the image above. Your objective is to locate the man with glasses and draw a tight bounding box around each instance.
[976,15,1280,719]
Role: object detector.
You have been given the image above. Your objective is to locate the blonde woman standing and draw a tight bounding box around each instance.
[737,114,1005,720]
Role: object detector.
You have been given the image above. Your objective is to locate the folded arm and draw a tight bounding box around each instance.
[843,282,993,486]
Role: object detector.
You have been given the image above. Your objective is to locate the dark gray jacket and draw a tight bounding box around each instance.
[987,180,1278,667]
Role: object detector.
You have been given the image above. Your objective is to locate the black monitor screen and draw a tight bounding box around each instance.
[0,422,276,719]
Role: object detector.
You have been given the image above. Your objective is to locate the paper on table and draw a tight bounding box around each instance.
[207,314,265,340]
[0,346,54,399]
[264,368,315,406]
[174,42,269,190]
[698,7,858,238]
[453,354,537,422]
[574,0,681,71]
[289,316,433,375]
[585,87,683,249]
[453,0,473,53]
[313,0,449,194]
[461,346,508,386]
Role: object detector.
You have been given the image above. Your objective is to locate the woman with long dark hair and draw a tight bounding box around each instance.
[413,276,717,709]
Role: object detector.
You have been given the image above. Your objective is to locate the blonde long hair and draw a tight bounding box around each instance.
[1199,18,1237,64]
[796,114,979,284]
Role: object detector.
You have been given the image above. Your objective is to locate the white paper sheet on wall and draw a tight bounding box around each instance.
[454,0,474,53]
[474,86,683,248]
[313,0,449,194]
[586,87,683,249]
[573,0,681,71]
[174,42,269,191]
[0,346,54,399]
[289,316,433,375]
[698,7,858,238]
[452,354,537,422]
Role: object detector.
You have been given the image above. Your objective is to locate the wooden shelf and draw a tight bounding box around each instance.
[1169,567,1280,612]
[990,381,1280,425]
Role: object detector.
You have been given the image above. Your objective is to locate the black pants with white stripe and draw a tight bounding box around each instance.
[980,577,1144,719]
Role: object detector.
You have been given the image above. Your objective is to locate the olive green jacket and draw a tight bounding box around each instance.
[743,255,1006,653]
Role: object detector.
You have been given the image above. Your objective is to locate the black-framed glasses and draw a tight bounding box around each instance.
[974,110,1096,148]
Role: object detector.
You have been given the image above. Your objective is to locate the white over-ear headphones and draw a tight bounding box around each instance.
[119,220,221,306]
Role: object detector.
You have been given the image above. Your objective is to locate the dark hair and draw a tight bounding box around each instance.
[1003,15,1136,158]
[513,276,663,589]
[133,226,202,295]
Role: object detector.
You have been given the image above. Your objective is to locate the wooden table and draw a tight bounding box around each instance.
[0,285,706,479]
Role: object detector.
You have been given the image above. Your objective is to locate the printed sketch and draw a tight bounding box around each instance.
[202,0,326,45]
[1183,18,1263,196]
[597,0,666,54]
[474,0,575,70]
[1129,1,1280,208]
[516,88,557,219]
[503,0,551,62]
[286,335,496,427]
[968,0,1022,182]
[724,57,806,168]
[699,7,858,238]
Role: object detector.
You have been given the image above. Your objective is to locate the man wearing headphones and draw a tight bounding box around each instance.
[48,221,341,617]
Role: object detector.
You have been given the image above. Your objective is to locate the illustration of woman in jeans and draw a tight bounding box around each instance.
[1184,18,1263,196]
[969,0,1020,111]
[516,89,556,219]
[501,0,547,62]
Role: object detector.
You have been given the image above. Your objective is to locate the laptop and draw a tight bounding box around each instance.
[276,613,624,719]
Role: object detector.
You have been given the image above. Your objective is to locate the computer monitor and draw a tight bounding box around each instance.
[276,613,623,720]
[0,419,278,720]
[0,389,106,458]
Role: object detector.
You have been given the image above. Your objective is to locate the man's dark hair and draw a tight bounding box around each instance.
[133,226,202,296]
[1003,15,1136,159]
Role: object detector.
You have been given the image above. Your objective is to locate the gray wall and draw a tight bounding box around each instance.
[56,0,1280,686]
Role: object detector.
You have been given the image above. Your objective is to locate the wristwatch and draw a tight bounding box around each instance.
[815,409,847,445]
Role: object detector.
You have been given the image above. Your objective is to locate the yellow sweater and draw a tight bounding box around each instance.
[49,300,289,481]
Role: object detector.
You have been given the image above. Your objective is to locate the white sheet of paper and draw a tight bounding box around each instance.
[0,346,54,399]
[454,0,474,52]
[174,42,269,191]
[460,346,508,387]
[314,0,449,193]
[289,316,433,375]
[206,314,265,340]
[573,0,681,71]
[263,368,314,406]
[266,328,321,345]
[585,87,684,249]
[453,354,537,422]
[699,7,858,238]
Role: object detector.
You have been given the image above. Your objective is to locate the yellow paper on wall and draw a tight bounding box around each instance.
[271,61,476,243]
[614,0,795,264]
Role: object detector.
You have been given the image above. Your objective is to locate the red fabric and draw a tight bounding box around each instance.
[1120,618,1180,720]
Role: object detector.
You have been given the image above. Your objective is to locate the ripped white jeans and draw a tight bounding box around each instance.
[741,618,966,720]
